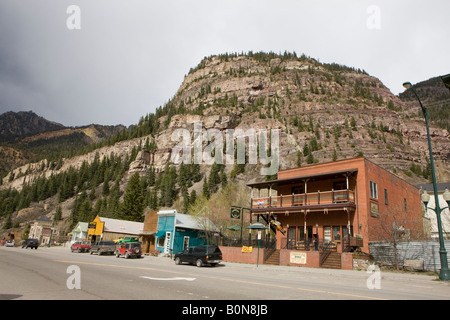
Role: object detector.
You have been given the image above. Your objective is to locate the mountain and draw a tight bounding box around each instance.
[399,75,450,131]
[1,51,449,240]
[0,111,65,143]
[0,111,126,178]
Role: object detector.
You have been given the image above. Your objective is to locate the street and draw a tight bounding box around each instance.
[1,245,449,304]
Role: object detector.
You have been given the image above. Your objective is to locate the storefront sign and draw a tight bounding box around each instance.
[242,246,253,253]
[290,252,307,264]
[230,207,241,219]
[370,201,379,217]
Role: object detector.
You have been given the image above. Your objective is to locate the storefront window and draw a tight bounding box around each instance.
[324,227,331,242]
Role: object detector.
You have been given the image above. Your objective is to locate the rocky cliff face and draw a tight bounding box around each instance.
[1,53,450,242]
[2,53,449,192]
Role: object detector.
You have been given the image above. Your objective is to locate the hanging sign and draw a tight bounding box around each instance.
[230,207,241,219]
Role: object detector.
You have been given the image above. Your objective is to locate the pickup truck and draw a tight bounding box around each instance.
[90,241,116,255]
[71,240,91,253]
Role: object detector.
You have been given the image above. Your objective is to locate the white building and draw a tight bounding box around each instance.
[417,183,450,240]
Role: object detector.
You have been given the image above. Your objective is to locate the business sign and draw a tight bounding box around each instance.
[290,252,307,264]
[230,207,241,219]
[242,246,253,253]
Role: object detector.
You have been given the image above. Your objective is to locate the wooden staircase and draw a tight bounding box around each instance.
[320,252,342,269]
[264,249,280,265]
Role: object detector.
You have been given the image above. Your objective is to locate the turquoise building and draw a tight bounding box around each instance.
[155,209,219,254]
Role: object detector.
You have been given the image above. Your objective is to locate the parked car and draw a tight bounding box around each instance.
[115,242,142,259]
[90,241,116,255]
[5,240,14,247]
[22,238,39,249]
[174,245,222,267]
[115,236,139,244]
[71,240,91,253]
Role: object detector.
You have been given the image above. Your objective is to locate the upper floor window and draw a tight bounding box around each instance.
[384,188,388,205]
[370,181,378,199]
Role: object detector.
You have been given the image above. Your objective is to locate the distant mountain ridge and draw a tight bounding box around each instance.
[0,110,125,178]
[0,111,65,143]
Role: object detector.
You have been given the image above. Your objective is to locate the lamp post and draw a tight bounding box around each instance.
[404,81,450,281]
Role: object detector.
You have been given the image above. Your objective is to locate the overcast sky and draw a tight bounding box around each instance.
[0,0,449,127]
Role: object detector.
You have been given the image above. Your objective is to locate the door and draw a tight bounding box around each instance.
[183,236,190,251]
[287,227,296,249]
[164,232,171,254]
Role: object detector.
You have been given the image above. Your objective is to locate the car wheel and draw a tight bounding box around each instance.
[125,252,130,259]
[116,251,120,258]
[196,259,203,267]
[90,250,93,255]
[175,257,182,265]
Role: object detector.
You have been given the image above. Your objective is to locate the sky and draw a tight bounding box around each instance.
[0,0,449,127]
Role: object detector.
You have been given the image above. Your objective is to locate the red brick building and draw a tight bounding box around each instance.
[246,157,423,268]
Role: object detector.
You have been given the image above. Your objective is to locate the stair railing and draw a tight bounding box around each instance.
[319,242,334,266]
[263,238,277,263]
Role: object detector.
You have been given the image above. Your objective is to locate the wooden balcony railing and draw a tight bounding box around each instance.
[251,189,355,209]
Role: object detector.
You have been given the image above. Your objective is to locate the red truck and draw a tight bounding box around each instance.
[71,240,91,253]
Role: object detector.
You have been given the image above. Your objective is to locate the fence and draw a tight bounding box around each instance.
[369,240,450,272]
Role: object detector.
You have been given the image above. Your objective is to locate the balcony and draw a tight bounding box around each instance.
[251,189,355,211]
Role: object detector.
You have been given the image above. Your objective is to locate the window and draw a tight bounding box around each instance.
[384,189,388,205]
[404,198,407,212]
[370,181,378,199]
[324,227,332,242]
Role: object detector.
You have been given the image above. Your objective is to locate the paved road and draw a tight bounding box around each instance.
[1,245,449,303]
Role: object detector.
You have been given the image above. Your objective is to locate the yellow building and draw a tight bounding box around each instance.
[87,216,105,242]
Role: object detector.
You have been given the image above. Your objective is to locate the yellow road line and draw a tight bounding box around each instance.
[54,260,387,300]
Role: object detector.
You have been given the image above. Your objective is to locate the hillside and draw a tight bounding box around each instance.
[1,52,449,240]
[0,111,126,178]
[0,111,65,143]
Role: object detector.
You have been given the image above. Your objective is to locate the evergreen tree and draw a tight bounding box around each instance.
[55,206,62,221]
[202,175,210,199]
[118,172,144,222]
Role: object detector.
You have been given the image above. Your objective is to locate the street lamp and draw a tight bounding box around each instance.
[404,81,450,281]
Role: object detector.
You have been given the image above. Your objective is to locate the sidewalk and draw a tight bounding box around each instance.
[142,251,444,284]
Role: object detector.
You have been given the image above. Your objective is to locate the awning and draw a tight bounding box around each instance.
[155,230,166,238]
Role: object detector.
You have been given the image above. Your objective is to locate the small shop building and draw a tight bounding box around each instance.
[87,215,144,243]
[29,216,53,245]
[141,209,158,255]
[155,209,219,255]
[69,222,89,244]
